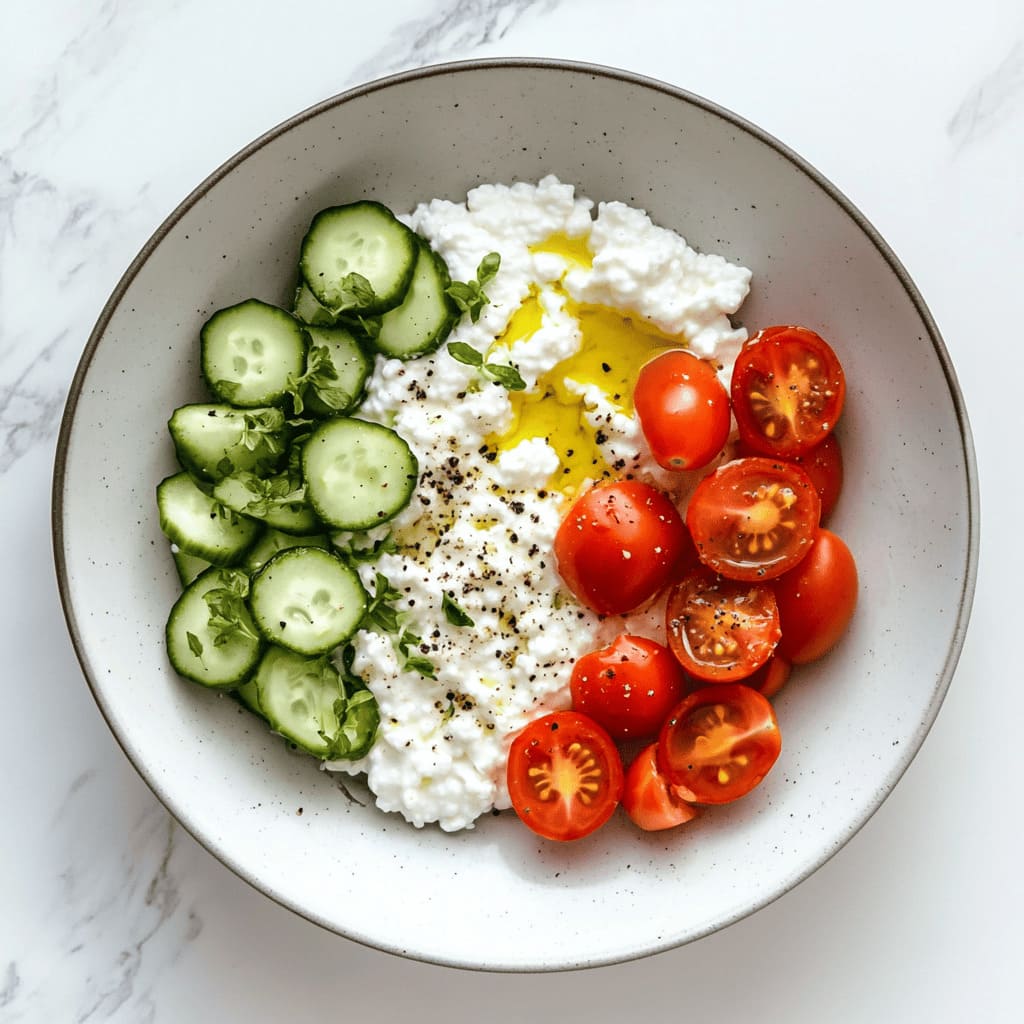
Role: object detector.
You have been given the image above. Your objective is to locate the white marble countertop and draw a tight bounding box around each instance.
[3,0,1021,1019]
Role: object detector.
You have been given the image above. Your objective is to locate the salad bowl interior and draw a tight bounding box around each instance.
[53,59,976,971]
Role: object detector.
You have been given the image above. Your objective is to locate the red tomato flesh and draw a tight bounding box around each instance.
[570,634,689,742]
[658,684,781,804]
[665,568,781,682]
[731,325,846,457]
[686,457,821,581]
[622,742,700,831]
[634,350,731,472]
[738,433,844,522]
[774,528,858,664]
[744,655,793,699]
[555,480,688,615]
[507,711,624,841]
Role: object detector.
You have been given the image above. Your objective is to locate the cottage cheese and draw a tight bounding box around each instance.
[325,176,751,831]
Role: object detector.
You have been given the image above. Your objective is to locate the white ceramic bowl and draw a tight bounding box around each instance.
[53,59,978,971]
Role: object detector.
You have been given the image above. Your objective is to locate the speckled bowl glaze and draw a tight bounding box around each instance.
[53,59,978,971]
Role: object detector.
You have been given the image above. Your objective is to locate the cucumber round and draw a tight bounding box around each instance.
[157,472,261,566]
[374,237,457,360]
[302,418,418,531]
[250,547,367,655]
[166,568,263,689]
[299,202,417,316]
[201,299,307,407]
[300,324,373,417]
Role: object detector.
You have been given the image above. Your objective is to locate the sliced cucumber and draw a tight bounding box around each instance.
[250,547,367,655]
[243,528,330,574]
[172,546,212,585]
[292,282,338,326]
[235,677,263,715]
[374,237,457,360]
[303,418,418,530]
[300,202,417,316]
[249,645,377,759]
[168,403,288,483]
[299,325,372,417]
[201,299,307,407]
[166,568,263,688]
[212,472,320,536]
[157,472,262,566]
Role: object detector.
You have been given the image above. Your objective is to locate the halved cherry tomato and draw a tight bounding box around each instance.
[507,711,624,841]
[570,635,689,742]
[622,743,700,831]
[738,433,844,521]
[634,350,731,471]
[665,568,781,682]
[658,684,781,804]
[744,654,792,699]
[554,480,688,615]
[686,457,821,581]
[731,325,846,457]
[774,529,858,664]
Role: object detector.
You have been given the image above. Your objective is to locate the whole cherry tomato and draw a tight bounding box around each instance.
[570,634,689,741]
[774,528,858,663]
[554,480,688,615]
[634,350,731,471]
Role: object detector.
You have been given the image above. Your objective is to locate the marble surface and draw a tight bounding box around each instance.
[3,0,1021,1019]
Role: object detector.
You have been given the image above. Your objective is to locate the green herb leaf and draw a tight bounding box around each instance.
[483,361,527,391]
[404,654,437,679]
[447,341,484,367]
[445,251,501,323]
[476,251,501,285]
[442,592,475,628]
[215,456,235,478]
[334,272,377,312]
[186,631,204,659]
[337,532,397,565]
[361,571,403,635]
[239,408,286,454]
[203,571,260,646]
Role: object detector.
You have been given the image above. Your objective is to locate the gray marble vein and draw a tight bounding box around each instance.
[0,962,20,1009]
[3,772,202,1023]
[948,38,1024,148]
[348,0,561,85]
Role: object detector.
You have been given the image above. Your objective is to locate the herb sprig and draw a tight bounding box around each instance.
[203,571,260,646]
[446,252,500,323]
[447,341,526,391]
[360,572,437,678]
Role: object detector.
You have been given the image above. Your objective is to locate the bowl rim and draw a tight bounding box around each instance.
[50,56,980,972]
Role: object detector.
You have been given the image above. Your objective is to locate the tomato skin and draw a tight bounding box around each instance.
[774,529,858,664]
[507,711,624,841]
[570,635,689,742]
[738,434,843,522]
[686,457,821,581]
[634,350,731,472]
[665,568,781,682]
[622,743,700,831]
[658,684,781,804]
[554,480,688,615]
[731,325,846,458]
[744,655,792,699]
